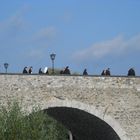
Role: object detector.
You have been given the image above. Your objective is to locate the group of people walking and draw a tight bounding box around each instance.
[101,68,111,76]
[23,66,33,74]
[23,66,49,74]
[82,68,111,76]
[22,66,136,76]
[60,66,71,74]
[82,67,135,76]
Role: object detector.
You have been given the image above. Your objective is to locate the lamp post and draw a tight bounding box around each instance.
[4,63,9,73]
[50,53,56,74]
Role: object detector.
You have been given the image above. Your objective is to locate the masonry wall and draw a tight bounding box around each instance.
[0,74,140,140]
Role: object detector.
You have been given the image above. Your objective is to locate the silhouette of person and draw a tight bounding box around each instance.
[39,68,43,74]
[106,68,111,76]
[23,67,28,74]
[101,70,106,75]
[128,68,135,76]
[29,66,33,74]
[63,66,71,74]
[83,69,88,75]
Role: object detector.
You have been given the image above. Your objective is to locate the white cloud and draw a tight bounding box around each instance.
[0,16,24,32]
[73,34,140,62]
[23,26,57,60]
[127,34,140,50]
[0,6,29,48]
[0,6,29,33]
[32,26,57,42]
[27,49,45,59]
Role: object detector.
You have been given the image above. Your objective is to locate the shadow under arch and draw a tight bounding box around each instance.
[46,107,120,140]
[40,98,128,140]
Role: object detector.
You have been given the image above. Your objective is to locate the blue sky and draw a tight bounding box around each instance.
[0,0,140,75]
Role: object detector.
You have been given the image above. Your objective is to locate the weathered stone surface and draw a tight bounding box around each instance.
[0,74,140,140]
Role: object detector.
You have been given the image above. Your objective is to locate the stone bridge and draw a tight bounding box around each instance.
[0,74,140,140]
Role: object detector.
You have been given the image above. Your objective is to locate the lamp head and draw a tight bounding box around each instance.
[50,53,56,61]
[4,63,9,69]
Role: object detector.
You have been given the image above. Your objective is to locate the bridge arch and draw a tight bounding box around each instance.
[36,98,128,140]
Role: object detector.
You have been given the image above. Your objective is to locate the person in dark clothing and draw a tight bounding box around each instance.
[23,67,28,74]
[29,66,33,74]
[101,70,106,75]
[106,68,111,76]
[39,68,43,74]
[83,69,88,75]
[63,66,71,74]
[128,68,135,76]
